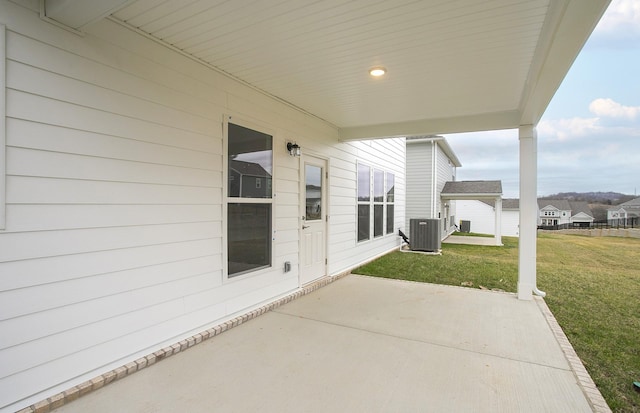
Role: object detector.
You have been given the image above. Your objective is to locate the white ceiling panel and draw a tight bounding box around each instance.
[108,0,610,138]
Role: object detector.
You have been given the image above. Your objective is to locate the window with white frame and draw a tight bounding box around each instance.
[357,163,395,242]
[357,163,371,242]
[373,169,384,237]
[227,122,273,277]
[386,172,395,235]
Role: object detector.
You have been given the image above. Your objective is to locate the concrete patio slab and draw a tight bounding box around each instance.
[52,275,597,413]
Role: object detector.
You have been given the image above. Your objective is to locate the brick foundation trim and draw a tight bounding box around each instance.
[536,297,612,413]
[17,272,350,413]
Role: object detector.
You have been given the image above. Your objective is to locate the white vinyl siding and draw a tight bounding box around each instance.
[436,145,456,234]
[0,23,5,230]
[327,138,405,274]
[0,3,405,411]
[406,139,458,239]
[455,200,520,237]
[456,200,495,235]
[405,141,434,236]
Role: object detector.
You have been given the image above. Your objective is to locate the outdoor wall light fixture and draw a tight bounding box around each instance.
[287,142,301,157]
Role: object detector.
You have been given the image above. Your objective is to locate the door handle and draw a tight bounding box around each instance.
[302,225,310,229]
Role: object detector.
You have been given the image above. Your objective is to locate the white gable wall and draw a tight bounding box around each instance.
[456,200,520,237]
[405,141,434,235]
[502,209,520,237]
[456,200,495,234]
[405,140,456,238]
[0,2,404,411]
[436,143,456,235]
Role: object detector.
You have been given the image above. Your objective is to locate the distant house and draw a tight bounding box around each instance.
[456,198,520,237]
[569,201,595,228]
[607,197,640,226]
[440,180,504,245]
[405,136,461,239]
[537,200,594,228]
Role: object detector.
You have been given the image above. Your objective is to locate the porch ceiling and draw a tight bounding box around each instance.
[48,0,610,139]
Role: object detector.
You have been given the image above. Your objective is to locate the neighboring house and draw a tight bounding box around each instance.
[405,136,461,239]
[0,1,609,411]
[456,198,520,237]
[228,159,272,198]
[607,197,640,226]
[537,200,594,228]
[569,201,595,228]
[440,180,504,245]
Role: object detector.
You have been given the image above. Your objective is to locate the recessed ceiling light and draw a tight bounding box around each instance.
[369,67,387,77]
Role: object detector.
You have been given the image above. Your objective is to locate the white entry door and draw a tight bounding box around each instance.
[300,155,327,285]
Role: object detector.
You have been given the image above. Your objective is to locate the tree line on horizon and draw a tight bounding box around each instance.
[539,191,636,205]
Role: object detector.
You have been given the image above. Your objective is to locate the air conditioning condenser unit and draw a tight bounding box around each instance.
[409,218,441,252]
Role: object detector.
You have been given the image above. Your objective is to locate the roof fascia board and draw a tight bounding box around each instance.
[441,194,502,200]
[338,110,520,141]
[519,0,611,125]
[435,138,462,168]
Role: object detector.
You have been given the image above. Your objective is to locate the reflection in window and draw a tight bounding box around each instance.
[228,123,272,198]
[386,173,395,234]
[374,204,383,237]
[373,169,384,237]
[374,169,384,202]
[358,205,370,242]
[357,163,370,202]
[227,122,273,278]
[306,165,322,221]
[387,204,394,234]
[357,163,371,241]
[357,164,395,242]
[386,173,394,203]
[228,203,271,276]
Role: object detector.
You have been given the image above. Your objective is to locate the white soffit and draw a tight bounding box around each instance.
[102,0,611,138]
[43,0,137,30]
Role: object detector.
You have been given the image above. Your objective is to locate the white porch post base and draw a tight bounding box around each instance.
[518,125,538,300]
[518,282,534,300]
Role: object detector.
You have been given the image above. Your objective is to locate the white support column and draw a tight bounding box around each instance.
[494,196,502,246]
[0,24,5,231]
[518,125,544,300]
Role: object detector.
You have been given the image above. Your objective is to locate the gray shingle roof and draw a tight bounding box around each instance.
[229,159,271,177]
[568,201,593,218]
[537,199,571,210]
[620,197,640,207]
[441,180,502,195]
[479,198,519,209]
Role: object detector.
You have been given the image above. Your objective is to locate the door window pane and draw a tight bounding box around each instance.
[228,123,272,198]
[228,203,271,277]
[305,165,322,221]
[358,205,370,241]
[374,205,383,237]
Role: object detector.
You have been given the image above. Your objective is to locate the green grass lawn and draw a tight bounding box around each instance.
[353,233,640,412]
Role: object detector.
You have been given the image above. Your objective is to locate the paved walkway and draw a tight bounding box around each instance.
[53,275,604,412]
[442,235,498,246]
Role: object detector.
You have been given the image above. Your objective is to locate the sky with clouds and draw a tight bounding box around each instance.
[444,0,640,198]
